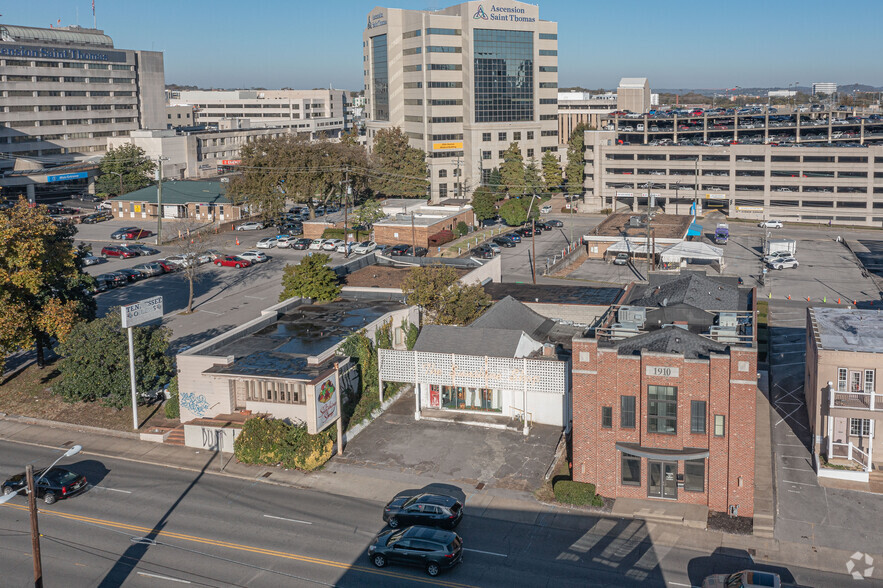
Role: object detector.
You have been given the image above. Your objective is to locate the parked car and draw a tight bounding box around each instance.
[471,246,495,259]
[280,223,303,235]
[540,204,552,214]
[238,250,268,264]
[81,255,106,267]
[353,241,377,254]
[546,219,564,227]
[120,228,154,241]
[702,570,781,588]
[336,242,352,254]
[505,232,522,243]
[389,244,411,256]
[104,271,129,287]
[204,249,224,260]
[275,235,296,248]
[93,274,117,291]
[769,256,799,270]
[110,226,140,239]
[762,251,792,264]
[155,259,176,273]
[100,245,137,259]
[322,239,345,251]
[162,255,191,269]
[80,211,112,224]
[535,221,553,231]
[256,237,278,249]
[235,221,264,231]
[613,252,630,266]
[492,236,516,248]
[308,239,327,250]
[122,244,159,256]
[368,526,463,577]
[758,220,784,228]
[114,268,144,282]
[515,226,533,238]
[2,467,88,505]
[131,262,166,277]
[214,255,251,268]
[407,246,428,257]
[291,238,313,250]
[486,242,501,256]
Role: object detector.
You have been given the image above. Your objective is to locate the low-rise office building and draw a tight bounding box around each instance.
[109,180,243,223]
[572,272,758,516]
[805,307,882,483]
[582,212,697,261]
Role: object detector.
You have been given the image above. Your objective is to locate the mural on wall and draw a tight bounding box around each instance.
[315,375,338,432]
[180,391,209,417]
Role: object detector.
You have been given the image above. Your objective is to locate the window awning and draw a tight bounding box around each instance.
[686,222,703,237]
[616,442,709,461]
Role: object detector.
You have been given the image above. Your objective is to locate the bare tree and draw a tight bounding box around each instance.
[173,219,219,313]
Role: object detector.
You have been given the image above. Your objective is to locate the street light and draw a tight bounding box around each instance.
[108,171,124,197]
[0,444,82,588]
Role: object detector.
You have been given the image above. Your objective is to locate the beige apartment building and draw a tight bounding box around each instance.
[0,22,164,196]
[363,1,559,202]
[168,89,350,133]
[805,308,882,483]
[583,131,883,226]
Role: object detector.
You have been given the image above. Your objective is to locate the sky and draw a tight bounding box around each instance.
[3,0,881,91]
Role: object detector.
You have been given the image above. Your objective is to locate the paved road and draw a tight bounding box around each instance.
[0,441,863,587]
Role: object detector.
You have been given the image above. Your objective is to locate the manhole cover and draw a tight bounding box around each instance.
[476,482,485,490]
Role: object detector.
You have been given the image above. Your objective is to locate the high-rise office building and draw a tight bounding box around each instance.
[363,1,558,202]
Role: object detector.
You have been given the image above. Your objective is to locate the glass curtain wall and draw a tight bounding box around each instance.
[371,34,389,121]
[473,29,533,123]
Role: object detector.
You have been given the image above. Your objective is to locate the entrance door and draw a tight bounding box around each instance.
[648,461,678,499]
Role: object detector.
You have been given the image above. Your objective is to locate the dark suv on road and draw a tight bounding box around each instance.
[368,525,463,577]
[383,493,463,529]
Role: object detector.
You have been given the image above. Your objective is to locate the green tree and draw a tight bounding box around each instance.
[352,198,385,228]
[340,126,360,147]
[371,127,428,198]
[470,186,498,221]
[401,264,491,325]
[0,199,95,371]
[164,376,180,419]
[565,124,589,195]
[279,254,341,302]
[54,310,173,408]
[524,158,544,195]
[456,221,469,236]
[95,143,156,197]
[401,319,419,350]
[542,150,564,192]
[500,142,525,195]
[498,198,528,226]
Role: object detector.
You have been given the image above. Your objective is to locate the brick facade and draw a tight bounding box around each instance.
[572,338,757,517]
[373,208,474,248]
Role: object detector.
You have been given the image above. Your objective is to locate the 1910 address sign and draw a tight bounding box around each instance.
[646,366,679,377]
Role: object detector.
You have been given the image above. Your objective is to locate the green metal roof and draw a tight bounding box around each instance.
[111,181,231,206]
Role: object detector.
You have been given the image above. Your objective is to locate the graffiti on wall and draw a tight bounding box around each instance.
[180,391,209,417]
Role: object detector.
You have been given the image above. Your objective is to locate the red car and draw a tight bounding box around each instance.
[101,245,137,259]
[122,229,154,240]
[155,260,176,273]
[214,255,251,268]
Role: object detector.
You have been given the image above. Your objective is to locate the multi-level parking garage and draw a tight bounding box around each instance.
[583,131,883,226]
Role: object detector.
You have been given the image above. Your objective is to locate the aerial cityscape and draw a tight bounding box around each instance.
[0,1,881,587]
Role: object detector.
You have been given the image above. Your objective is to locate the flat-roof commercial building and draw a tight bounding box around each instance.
[572,272,758,516]
[0,23,164,198]
[812,82,837,97]
[617,77,650,115]
[108,180,244,224]
[168,89,350,133]
[363,1,559,202]
[805,307,882,483]
[557,91,618,142]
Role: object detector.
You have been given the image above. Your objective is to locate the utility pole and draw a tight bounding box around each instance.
[411,212,416,254]
[455,157,461,198]
[525,192,538,284]
[155,157,164,246]
[343,167,350,258]
[26,465,43,588]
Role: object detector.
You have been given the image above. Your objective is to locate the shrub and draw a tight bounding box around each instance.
[456,221,469,237]
[234,416,334,471]
[428,229,454,247]
[553,479,604,506]
[600,208,613,215]
[164,376,180,419]
[321,228,345,239]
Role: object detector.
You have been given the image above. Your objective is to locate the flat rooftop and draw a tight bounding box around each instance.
[589,212,693,241]
[483,282,623,306]
[344,265,469,289]
[812,307,883,353]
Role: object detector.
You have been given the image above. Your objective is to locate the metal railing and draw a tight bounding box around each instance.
[830,442,871,470]
[830,389,882,411]
[509,406,533,427]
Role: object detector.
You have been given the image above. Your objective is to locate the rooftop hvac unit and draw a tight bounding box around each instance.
[709,325,740,343]
[617,306,647,326]
[628,216,644,228]
[718,312,738,328]
[610,322,640,339]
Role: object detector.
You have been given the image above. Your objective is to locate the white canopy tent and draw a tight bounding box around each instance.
[660,241,725,269]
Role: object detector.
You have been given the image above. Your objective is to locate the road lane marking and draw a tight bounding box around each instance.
[463,548,507,557]
[137,571,191,583]
[0,503,475,588]
[88,485,132,494]
[264,514,312,525]
[783,480,815,486]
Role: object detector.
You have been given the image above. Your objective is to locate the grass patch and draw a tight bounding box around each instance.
[0,358,179,431]
[554,478,604,506]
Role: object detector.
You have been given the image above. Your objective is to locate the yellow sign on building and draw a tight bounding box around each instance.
[134,205,142,212]
[432,142,463,150]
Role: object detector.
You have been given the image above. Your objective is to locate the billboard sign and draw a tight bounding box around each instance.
[121,296,163,328]
[46,171,88,183]
[432,142,463,151]
[314,374,338,432]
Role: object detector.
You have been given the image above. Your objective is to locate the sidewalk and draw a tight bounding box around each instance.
[0,414,869,579]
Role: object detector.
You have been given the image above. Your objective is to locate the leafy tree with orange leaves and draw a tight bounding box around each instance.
[0,198,95,372]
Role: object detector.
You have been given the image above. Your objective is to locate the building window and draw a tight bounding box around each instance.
[482,132,491,141]
[527,148,534,158]
[690,400,706,434]
[439,169,447,178]
[837,368,848,391]
[601,407,612,428]
[474,28,534,123]
[527,131,534,140]
[539,49,557,56]
[621,456,641,486]
[620,396,635,428]
[539,33,558,40]
[648,385,677,434]
[865,370,875,393]
[371,35,389,121]
[482,150,491,160]
[684,459,705,492]
[850,418,871,437]
[513,132,521,141]
[438,184,447,198]
[714,415,726,437]
[498,131,507,141]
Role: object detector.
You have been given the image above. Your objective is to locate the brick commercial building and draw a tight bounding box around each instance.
[571,271,758,517]
[109,180,244,224]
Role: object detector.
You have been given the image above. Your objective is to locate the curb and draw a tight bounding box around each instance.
[0,414,141,440]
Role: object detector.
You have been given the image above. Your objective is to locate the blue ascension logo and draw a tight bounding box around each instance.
[473,5,488,19]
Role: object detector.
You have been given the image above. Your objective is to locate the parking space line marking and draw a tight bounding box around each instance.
[264,514,312,525]
[137,572,191,583]
[778,455,809,459]
[87,485,132,494]
[783,480,815,486]
[781,467,809,471]
[198,310,222,315]
[463,548,507,557]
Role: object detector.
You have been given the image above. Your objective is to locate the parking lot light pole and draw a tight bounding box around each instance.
[0,444,82,588]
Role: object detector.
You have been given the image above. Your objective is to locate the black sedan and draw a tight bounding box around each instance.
[492,236,516,248]
[389,244,410,256]
[471,246,494,259]
[132,262,166,277]
[2,467,88,505]
[123,244,160,256]
[114,268,144,282]
[81,212,112,224]
[368,526,463,577]
[383,493,463,529]
[291,238,312,250]
[546,219,564,227]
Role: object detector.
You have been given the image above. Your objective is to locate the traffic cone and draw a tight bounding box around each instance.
[236,237,240,246]
[838,298,841,304]
[768,292,771,299]
[807,296,811,302]
[787,295,791,300]
[823,296,827,303]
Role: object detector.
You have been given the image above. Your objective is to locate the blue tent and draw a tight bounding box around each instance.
[687,222,703,237]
